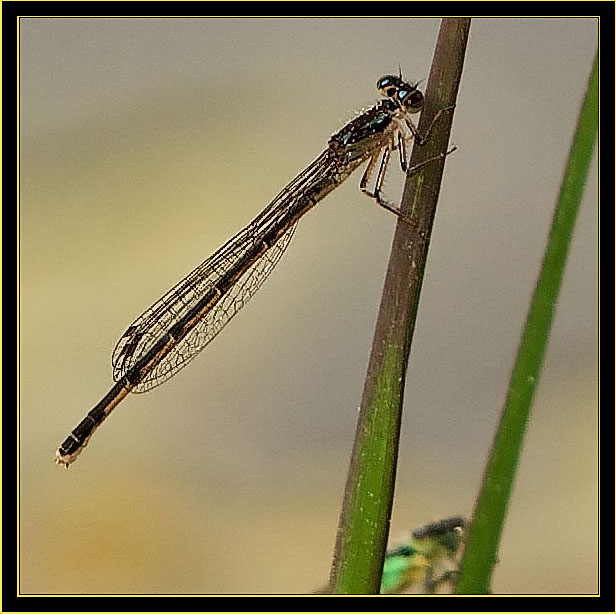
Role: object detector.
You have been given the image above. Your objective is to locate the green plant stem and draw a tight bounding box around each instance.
[329,18,471,594]
[455,50,598,595]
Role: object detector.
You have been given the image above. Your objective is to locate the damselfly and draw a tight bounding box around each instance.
[380,516,465,594]
[56,74,453,467]
[313,516,465,594]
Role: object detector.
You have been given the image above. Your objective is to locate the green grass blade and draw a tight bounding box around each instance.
[454,50,598,595]
[328,18,471,594]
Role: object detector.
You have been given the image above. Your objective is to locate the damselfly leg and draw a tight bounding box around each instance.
[360,138,457,228]
[408,105,457,146]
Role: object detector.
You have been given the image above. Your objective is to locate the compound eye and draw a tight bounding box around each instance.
[377,75,402,97]
[377,75,395,90]
[407,90,424,112]
[396,88,423,112]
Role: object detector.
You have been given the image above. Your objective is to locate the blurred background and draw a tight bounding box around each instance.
[19,17,598,594]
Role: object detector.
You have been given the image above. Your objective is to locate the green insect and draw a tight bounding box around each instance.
[380,516,466,594]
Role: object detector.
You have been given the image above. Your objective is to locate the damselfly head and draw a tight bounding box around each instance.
[377,75,424,114]
[412,517,466,541]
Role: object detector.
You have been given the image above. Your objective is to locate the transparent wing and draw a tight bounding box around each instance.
[112,149,336,392]
[114,224,297,392]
